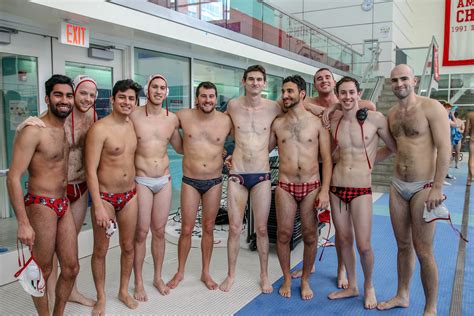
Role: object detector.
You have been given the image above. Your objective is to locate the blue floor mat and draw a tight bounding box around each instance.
[237,215,460,315]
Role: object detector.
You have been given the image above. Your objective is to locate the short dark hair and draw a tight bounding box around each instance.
[314,68,335,80]
[112,79,142,99]
[243,65,266,81]
[336,76,361,93]
[45,74,73,97]
[195,81,218,98]
[283,75,307,93]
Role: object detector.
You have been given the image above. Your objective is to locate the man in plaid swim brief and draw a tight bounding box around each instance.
[327,77,396,309]
[270,75,331,300]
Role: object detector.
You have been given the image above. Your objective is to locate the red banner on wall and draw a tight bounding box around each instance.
[433,45,440,81]
[443,0,474,66]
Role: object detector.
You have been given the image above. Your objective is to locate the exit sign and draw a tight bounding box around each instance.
[60,22,89,48]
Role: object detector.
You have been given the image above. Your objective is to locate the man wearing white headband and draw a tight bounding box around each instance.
[130,74,182,301]
[16,74,98,307]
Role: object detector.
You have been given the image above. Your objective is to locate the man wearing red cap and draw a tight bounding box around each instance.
[130,74,182,301]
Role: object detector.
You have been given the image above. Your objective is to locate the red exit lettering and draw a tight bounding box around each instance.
[66,24,86,46]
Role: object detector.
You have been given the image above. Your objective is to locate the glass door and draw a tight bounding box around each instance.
[0,32,51,266]
[52,38,123,117]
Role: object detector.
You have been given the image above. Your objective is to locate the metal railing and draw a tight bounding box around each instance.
[395,36,439,97]
[146,0,364,76]
[360,43,383,102]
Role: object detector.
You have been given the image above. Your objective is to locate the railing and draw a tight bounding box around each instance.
[148,0,364,76]
[395,37,439,97]
[360,43,383,102]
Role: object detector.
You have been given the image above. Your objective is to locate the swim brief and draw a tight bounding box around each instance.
[100,188,137,212]
[24,193,69,218]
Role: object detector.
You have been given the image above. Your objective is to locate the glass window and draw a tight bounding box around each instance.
[1,53,39,250]
[430,89,449,101]
[227,0,263,41]
[134,48,191,112]
[450,74,474,89]
[193,59,244,111]
[264,74,283,101]
[2,54,38,166]
[65,61,113,119]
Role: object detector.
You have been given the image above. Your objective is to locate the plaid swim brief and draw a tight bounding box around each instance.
[277,180,321,202]
[330,186,372,204]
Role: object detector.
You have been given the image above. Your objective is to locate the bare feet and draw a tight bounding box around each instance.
[291,265,315,279]
[278,279,292,298]
[219,276,235,292]
[300,279,314,300]
[337,270,348,289]
[92,299,106,316]
[118,292,138,310]
[167,272,184,289]
[154,279,171,295]
[201,273,218,290]
[260,275,273,294]
[423,308,437,316]
[376,295,409,310]
[328,287,359,300]
[133,283,148,302]
[364,287,377,309]
[69,288,96,306]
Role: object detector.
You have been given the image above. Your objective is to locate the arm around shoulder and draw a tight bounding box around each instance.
[170,114,183,154]
[360,100,376,111]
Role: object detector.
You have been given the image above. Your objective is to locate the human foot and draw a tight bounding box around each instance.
[278,279,292,298]
[118,292,138,310]
[291,265,315,279]
[69,289,96,306]
[154,279,171,295]
[219,276,235,292]
[337,270,348,289]
[167,272,184,289]
[92,299,106,316]
[260,275,273,294]
[376,295,409,310]
[364,286,377,309]
[328,287,359,300]
[300,280,314,300]
[201,273,218,290]
[133,283,148,302]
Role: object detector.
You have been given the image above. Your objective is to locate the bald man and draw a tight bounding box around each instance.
[377,64,450,316]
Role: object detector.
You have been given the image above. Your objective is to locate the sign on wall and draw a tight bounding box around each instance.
[443,0,474,66]
[60,21,89,48]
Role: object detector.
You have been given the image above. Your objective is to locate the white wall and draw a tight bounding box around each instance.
[266,0,473,76]
[408,0,473,75]
[266,0,396,76]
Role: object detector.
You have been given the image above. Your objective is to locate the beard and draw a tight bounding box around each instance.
[393,86,413,99]
[283,98,299,110]
[198,104,215,113]
[50,102,72,119]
